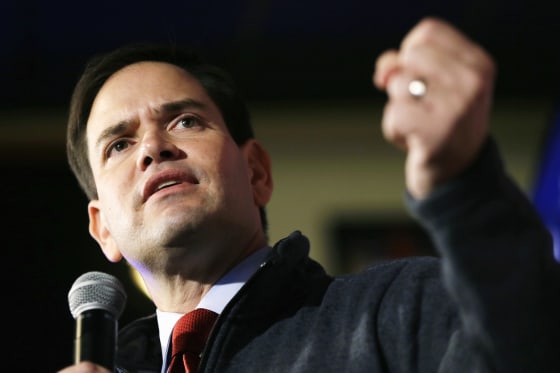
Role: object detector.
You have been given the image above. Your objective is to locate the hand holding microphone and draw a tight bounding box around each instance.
[66,271,127,372]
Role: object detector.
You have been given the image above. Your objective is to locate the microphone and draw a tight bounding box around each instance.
[68,271,127,371]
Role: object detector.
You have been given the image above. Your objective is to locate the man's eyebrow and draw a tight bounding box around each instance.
[158,98,206,114]
[93,99,207,150]
[94,121,130,150]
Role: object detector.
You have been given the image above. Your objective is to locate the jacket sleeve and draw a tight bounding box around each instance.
[406,137,560,373]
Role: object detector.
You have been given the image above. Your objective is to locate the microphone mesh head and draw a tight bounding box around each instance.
[68,271,127,319]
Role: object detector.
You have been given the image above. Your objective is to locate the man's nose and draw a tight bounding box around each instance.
[136,131,180,170]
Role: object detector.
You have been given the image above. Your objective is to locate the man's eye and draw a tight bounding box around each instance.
[176,115,200,129]
[167,114,207,137]
[106,139,130,158]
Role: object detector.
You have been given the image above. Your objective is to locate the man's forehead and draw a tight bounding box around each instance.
[89,62,209,119]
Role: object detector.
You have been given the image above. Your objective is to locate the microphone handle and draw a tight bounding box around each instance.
[74,309,117,371]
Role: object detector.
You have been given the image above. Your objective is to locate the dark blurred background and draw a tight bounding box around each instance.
[1,0,559,109]
[1,1,558,371]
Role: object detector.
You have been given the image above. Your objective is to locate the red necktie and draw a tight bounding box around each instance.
[168,308,219,373]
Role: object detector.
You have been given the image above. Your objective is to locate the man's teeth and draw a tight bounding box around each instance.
[156,180,179,191]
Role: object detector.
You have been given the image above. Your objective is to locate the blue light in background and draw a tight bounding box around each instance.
[531,102,560,261]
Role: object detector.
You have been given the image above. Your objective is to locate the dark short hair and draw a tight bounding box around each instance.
[66,43,268,231]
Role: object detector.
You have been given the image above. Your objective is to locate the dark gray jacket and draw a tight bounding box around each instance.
[116,139,560,372]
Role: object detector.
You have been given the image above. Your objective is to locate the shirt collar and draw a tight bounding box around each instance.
[156,245,272,371]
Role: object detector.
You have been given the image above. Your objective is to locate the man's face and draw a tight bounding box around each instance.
[85,61,270,275]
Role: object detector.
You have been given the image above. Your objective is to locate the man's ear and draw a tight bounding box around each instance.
[242,139,274,206]
[88,200,123,263]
